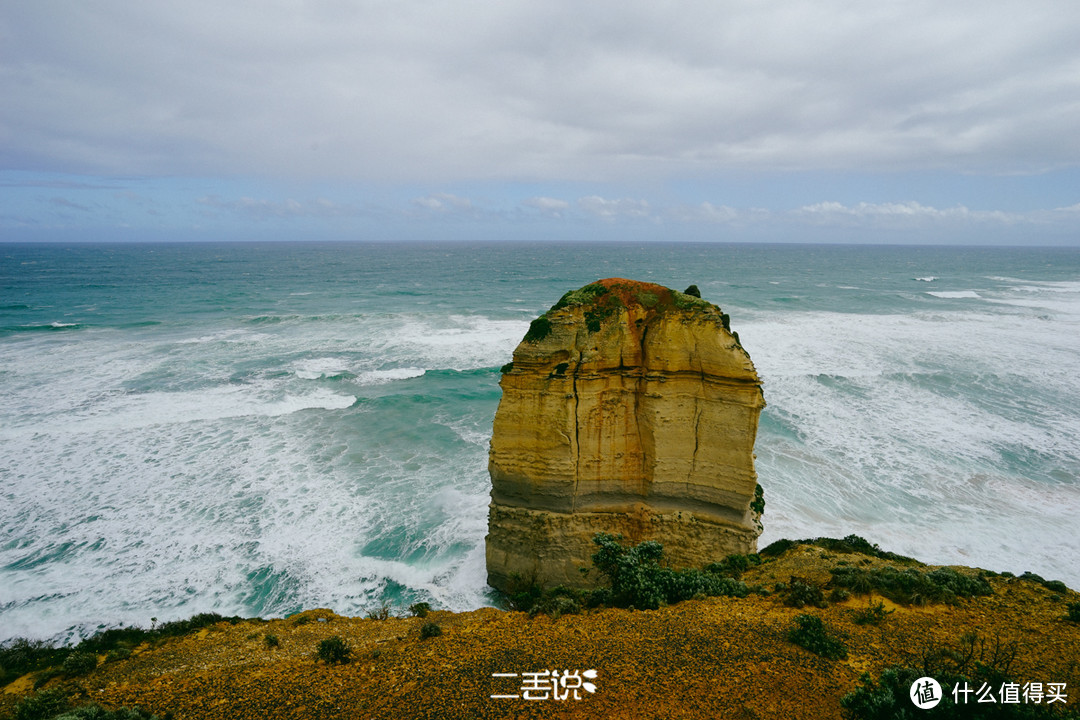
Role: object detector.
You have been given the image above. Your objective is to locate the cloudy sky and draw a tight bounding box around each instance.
[3,1,1080,243]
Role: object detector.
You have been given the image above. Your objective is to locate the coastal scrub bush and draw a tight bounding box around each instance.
[104,648,131,663]
[750,483,765,516]
[782,576,827,609]
[523,316,552,343]
[0,638,68,686]
[366,602,392,620]
[787,614,847,660]
[75,613,240,657]
[1066,602,1080,623]
[590,533,748,610]
[525,587,584,619]
[10,687,70,720]
[419,622,442,639]
[830,565,993,605]
[501,577,595,617]
[500,536,753,614]
[841,633,1046,719]
[759,535,918,564]
[829,588,851,603]
[408,602,431,618]
[703,553,762,580]
[1018,571,1070,594]
[263,634,280,649]
[758,538,800,558]
[852,599,893,626]
[316,636,351,664]
[61,651,97,676]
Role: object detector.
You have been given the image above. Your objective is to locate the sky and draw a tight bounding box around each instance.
[2,1,1080,244]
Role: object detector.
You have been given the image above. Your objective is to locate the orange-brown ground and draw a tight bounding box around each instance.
[4,545,1078,719]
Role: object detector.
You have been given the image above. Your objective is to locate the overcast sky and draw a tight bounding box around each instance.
[3,1,1080,244]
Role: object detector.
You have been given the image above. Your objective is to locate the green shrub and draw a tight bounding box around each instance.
[750,484,765,516]
[759,538,800,557]
[0,638,67,687]
[74,613,241,659]
[828,588,851,603]
[420,622,443,639]
[366,602,391,620]
[759,535,917,564]
[263,634,280,649]
[1066,602,1080,623]
[11,687,70,720]
[590,533,748,610]
[782,576,827,609]
[841,633,1044,719]
[408,602,431,618]
[1,613,245,688]
[523,317,552,343]
[62,651,97,676]
[104,648,131,663]
[316,636,351,664]
[526,588,583,619]
[852,599,893,625]
[830,565,992,605]
[291,615,312,626]
[703,553,762,580]
[503,573,544,613]
[501,577,597,616]
[787,614,847,660]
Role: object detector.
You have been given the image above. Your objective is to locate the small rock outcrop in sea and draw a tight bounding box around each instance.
[486,279,766,591]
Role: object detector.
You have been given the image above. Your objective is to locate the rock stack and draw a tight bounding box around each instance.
[486,279,765,591]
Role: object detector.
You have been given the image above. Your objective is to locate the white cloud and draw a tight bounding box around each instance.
[577,195,653,221]
[3,2,1080,182]
[795,201,1025,225]
[523,196,568,211]
[412,192,474,213]
[668,201,740,224]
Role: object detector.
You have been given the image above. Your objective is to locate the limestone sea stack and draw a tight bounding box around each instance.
[486,279,766,591]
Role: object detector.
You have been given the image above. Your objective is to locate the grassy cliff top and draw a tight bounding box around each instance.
[548,278,711,315]
[522,278,731,346]
[4,540,1078,720]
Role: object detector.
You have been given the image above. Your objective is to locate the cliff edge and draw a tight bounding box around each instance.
[486,278,765,591]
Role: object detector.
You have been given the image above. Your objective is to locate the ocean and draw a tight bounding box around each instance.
[2,241,1078,643]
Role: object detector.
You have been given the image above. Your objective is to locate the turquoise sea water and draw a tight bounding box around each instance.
[2,241,1079,642]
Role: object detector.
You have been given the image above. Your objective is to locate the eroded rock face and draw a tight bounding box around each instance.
[486,279,765,591]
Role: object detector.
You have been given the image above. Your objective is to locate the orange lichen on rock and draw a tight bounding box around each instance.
[486,279,765,591]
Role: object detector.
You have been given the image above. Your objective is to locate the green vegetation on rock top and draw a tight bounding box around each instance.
[522,279,718,344]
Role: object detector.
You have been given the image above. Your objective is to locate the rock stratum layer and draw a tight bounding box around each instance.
[486,278,765,591]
